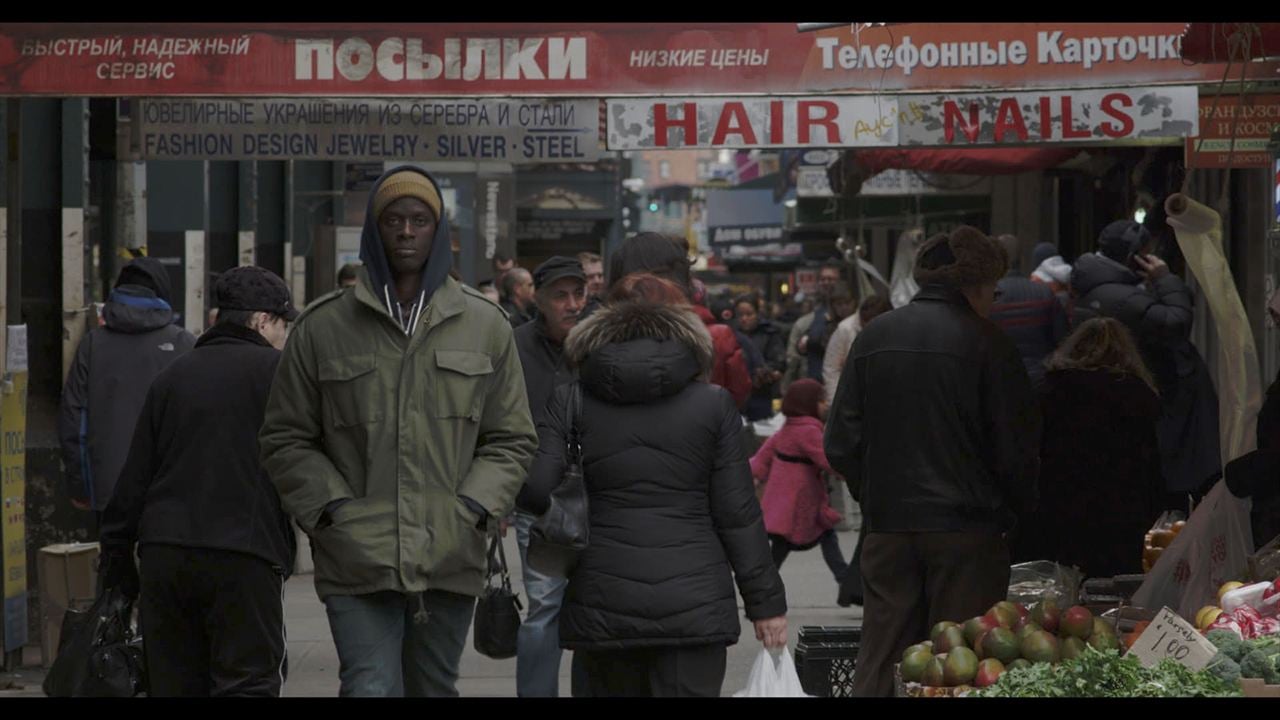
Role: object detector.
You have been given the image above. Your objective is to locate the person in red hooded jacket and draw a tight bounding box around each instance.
[607,234,752,409]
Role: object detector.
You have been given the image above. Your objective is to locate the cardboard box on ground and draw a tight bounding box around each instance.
[36,543,99,669]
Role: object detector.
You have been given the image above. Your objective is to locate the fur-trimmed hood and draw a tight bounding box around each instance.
[565,301,715,405]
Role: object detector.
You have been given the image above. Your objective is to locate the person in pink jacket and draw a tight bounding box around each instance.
[750,379,849,583]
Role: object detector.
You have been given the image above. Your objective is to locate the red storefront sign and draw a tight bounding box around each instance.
[1185,94,1280,169]
[1,23,1276,96]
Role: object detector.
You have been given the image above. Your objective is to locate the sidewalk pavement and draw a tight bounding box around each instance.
[1,528,863,697]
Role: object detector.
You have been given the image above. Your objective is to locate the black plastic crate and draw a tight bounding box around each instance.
[794,625,861,697]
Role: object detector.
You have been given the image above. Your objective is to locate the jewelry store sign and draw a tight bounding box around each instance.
[134,97,603,163]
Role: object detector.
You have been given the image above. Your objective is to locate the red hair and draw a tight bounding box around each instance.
[607,272,691,307]
[782,379,825,419]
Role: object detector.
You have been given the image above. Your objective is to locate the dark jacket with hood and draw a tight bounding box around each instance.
[259,165,537,600]
[59,259,196,510]
[741,319,786,421]
[517,301,787,651]
[989,269,1069,387]
[99,322,296,573]
[1223,369,1280,550]
[1070,252,1221,494]
[824,284,1042,534]
[1012,368,1164,577]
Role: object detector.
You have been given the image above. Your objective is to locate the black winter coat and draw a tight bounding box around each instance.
[1070,253,1221,494]
[518,301,787,651]
[741,320,784,421]
[58,284,196,510]
[100,323,296,573]
[514,318,574,428]
[1012,369,1164,577]
[1223,370,1280,550]
[990,271,1069,387]
[824,284,1042,534]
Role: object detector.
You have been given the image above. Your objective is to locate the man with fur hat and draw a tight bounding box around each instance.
[259,166,537,697]
[99,266,299,697]
[1070,220,1219,507]
[59,257,196,517]
[824,225,1041,697]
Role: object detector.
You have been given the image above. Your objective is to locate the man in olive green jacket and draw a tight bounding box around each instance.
[260,166,537,697]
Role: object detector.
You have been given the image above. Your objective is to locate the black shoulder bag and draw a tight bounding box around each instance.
[527,382,589,578]
[473,533,523,660]
[43,586,146,697]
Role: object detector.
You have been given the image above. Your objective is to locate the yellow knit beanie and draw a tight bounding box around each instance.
[373,171,443,222]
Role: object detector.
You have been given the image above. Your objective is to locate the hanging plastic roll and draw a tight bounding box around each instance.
[1165,193,1263,465]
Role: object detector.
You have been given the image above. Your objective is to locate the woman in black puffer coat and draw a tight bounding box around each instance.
[517,272,788,698]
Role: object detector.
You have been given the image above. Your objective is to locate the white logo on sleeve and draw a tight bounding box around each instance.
[158,343,175,352]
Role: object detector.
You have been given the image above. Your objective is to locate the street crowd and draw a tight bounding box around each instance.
[54,164,1280,697]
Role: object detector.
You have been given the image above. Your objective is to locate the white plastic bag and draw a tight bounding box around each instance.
[1131,479,1254,619]
[888,229,925,309]
[733,646,811,698]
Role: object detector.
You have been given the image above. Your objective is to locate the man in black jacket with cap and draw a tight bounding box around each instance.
[59,257,196,516]
[511,256,587,697]
[100,266,300,697]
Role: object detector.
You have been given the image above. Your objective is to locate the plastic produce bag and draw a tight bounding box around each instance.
[888,229,925,309]
[1006,561,1084,608]
[1131,479,1254,620]
[733,646,811,698]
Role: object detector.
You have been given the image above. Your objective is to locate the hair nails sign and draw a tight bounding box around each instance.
[608,88,1199,151]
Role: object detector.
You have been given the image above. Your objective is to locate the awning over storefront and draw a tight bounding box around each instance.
[852,147,1082,176]
[1180,23,1280,63]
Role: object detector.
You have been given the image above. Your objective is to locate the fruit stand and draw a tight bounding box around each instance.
[892,576,1280,698]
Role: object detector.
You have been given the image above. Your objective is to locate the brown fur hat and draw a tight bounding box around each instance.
[913,225,1008,288]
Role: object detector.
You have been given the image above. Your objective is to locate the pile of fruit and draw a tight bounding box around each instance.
[1142,519,1185,573]
[899,599,1121,692]
[1196,579,1280,639]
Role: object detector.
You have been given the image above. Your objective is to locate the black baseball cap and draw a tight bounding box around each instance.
[214,266,299,321]
[532,256,587,291]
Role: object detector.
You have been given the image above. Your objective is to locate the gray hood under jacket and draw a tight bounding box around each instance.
[358,165,455,335]
[59,282,195,509]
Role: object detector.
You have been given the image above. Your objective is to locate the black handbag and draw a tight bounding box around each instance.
[43,586,147,697]
[527,382,589,578]
[473,533,523,660]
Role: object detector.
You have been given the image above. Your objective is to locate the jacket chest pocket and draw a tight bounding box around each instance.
[434,349,493,421]
[319,354,384,427]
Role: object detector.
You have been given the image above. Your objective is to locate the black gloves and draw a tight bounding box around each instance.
[99,546,140,602]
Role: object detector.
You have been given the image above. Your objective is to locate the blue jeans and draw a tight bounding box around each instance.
[513,510,568,697]
[323,589,475,697]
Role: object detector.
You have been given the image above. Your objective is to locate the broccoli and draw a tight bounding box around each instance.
[1264,661,1280,687]
[1207,653,1242,685]
[1241,650,1272,680]
[1206,630,1248,663]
